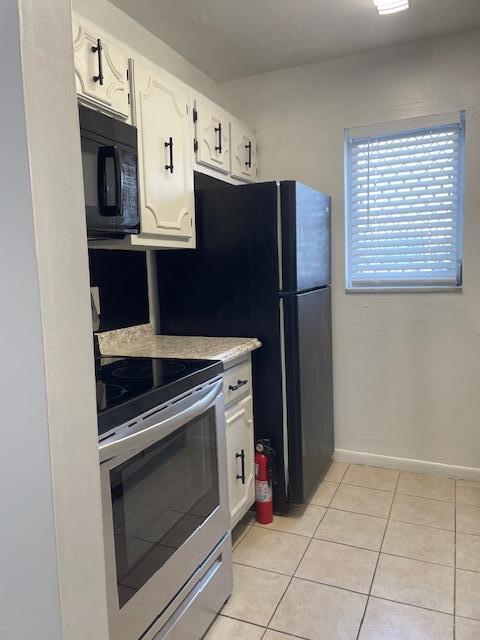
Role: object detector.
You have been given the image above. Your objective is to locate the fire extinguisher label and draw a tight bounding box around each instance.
[255,480,272,503]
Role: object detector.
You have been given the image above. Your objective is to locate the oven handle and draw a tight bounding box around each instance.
[99,379,223,464]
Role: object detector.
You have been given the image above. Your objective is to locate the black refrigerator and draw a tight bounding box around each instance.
[156,179,333,513]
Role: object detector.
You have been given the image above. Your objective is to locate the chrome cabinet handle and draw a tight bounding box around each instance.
[165,137,174,173]
[236,449,246,484]
[91,38,104,85]
[229,379,248,392]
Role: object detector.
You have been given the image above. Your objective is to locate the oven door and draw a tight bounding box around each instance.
[99,378,229,640]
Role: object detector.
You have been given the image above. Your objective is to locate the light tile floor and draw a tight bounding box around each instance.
[203,462,480,640]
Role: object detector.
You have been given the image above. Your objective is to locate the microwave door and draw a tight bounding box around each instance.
[97,145,139,236]
[82,138,117,237]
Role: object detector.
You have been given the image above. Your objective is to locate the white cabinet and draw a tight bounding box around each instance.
[226,395,255,528]
[75,13,260,249]
[230,120,257,182]
[72,17,130,120]
[131,61,195,248]
[224,358,255,528]
[193,95,230,174]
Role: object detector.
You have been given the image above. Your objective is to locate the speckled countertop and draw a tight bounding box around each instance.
[97,324,261,364]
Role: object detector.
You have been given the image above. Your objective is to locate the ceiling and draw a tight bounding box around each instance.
[110,0,480,82]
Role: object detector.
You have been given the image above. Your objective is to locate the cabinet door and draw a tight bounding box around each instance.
[230,121,257,182]
[193,95,230,174]
[72,18,130,119]
[225,395,255,527]
[132,61,195,246]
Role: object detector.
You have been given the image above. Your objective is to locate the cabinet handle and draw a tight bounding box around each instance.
[245,141,252,168]
[215,123,222,154]
[229,379,248,392]
[165,137,174,173]
[236,449,246,484]
[91,38,104,85]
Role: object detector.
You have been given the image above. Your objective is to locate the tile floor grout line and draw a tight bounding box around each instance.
[339,462,351,482]
[378,515,454,533]
[394,490,456,504]
[355,467,401,640]
[320,502,456,532]
[221,468,480,640]
[271,574,374,598]
[453,565,480,576]
[455,613,480,623]
[379,551,456,570]
[368,594,455,617]
[231,559,300,579]
[312,532,385,553]
[313,511,457,560]
[261,463,374,636]
[310,475,344,537]
[217,612,266,631]
[262,496,331,632]
[340,481,396,494]
[233,554,456,599]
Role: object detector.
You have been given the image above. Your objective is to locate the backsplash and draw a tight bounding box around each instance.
[88,250,149,332]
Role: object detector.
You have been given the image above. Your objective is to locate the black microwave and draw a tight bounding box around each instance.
[79,105,140,238]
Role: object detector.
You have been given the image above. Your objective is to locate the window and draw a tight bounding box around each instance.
[345,113,465,290]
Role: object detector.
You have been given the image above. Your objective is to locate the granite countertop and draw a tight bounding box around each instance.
[97,324,261,364]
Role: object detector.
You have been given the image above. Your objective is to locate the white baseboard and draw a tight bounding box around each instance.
[334,449,480,481]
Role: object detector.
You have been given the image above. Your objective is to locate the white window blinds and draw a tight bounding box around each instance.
[346,115,464,289]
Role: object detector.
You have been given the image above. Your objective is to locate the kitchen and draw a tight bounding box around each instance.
[1,1,480,640]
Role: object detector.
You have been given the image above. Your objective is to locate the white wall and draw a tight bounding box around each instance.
[0,0,110,638]
[0,2,62,637]
[73,0,224,104]
[222,31,480,474]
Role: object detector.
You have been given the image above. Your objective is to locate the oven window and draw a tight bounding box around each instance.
[110,407,219,608]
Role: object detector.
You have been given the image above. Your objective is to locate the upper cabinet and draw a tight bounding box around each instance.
[231,120,257,182]
[74,13,258,250]
[72,17,130,121]
[131,61,195,248]
[193,94,230,175]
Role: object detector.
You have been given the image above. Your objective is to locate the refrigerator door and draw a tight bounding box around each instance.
[157,181,291,513]
[280,182,331,293]
[283,286,334,503]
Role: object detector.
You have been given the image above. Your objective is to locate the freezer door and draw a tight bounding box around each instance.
[283,287,334,503]
[280,182,331,292]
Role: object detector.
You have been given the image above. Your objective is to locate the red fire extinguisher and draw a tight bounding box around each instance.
[255,440,274,524]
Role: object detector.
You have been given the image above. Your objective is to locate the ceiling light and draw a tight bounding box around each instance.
[374,0,410,15]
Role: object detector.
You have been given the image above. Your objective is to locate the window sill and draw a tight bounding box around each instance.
[345,286,463,294]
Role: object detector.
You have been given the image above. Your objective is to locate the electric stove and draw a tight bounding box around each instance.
[95,356,223,436]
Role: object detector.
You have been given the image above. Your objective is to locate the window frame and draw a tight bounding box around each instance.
[344,112,465,293]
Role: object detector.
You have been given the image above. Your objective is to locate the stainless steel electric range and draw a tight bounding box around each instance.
[95,355,232,640]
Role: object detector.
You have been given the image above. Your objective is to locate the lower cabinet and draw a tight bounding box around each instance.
[224,361,255,528]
